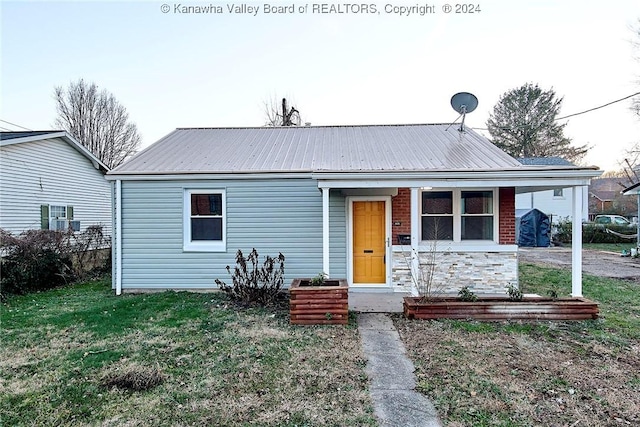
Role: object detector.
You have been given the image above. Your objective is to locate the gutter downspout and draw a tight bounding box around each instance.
[322,187,330,276]
[116,179,122,295]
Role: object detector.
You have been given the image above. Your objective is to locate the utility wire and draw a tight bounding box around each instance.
[556,91,640,120]
[472,91,640,131]
[0,119,32,131]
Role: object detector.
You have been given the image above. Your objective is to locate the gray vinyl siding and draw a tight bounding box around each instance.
[0,138,111,235]
[329,190,347,278]
[120,179,348,289]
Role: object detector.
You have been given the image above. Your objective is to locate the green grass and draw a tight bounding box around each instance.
[580,243,637,253]
[1,278,376,426]
[519,263,640,342]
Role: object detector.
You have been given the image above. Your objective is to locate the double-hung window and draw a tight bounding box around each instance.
[421,189,496,243]
[421,191,453,240]
[461,191,493,240]
[184,190,226,251]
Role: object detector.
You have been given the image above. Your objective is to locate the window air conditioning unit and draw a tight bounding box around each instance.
[51,220,68,231]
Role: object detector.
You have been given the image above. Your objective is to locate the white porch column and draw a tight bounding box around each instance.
[410,187,420,295]
[322,187,330,276]
[115,179,123,296]
[571,185,584,297]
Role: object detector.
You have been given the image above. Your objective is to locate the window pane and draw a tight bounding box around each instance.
[421,216,453,240]
[461,216,493,240]
[191,218,222,241]
[191,194,222,216]
[50,205,66,219]
[553,189,563,197]
[461,191,493,214]
[422,191,452,214]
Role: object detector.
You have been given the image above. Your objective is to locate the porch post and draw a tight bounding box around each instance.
[410,187,420,295]
[115,179,122,296]
[571,185,583,297]
[322,187,330,276]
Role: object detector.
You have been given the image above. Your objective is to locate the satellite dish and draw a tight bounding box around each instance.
[450,92,478,132]
[450,92,478,114]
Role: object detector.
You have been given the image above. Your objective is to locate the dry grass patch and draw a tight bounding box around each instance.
[395,264,640,427]
[396,319,640,426]
[101,363,165,391]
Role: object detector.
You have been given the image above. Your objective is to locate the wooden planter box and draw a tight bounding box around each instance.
[290,278,349,325]
[403,296,599,321]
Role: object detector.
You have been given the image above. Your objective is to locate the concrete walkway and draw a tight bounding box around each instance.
[358,313,442,427]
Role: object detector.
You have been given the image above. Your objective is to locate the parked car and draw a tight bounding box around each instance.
[593,215,634,227]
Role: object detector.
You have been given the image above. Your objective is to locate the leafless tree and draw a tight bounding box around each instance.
[54,79,141,168]
[263,97,302,126]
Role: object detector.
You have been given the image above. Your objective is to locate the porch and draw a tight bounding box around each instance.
[318,180,592,298]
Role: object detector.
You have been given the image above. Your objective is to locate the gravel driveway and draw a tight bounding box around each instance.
[519,247,640,282]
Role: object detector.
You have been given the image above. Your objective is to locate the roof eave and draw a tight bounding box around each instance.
[1,131,109,173]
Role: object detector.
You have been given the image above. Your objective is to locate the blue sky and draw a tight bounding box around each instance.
[2,0,639,171]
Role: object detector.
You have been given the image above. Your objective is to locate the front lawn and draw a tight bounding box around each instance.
[395,264,640,426]
[0,279,375,426]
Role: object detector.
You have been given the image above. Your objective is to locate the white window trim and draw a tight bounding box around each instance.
[49,204,79,231]
[420,188,498,244]
[183,189,226,252]
[50,205,67,219]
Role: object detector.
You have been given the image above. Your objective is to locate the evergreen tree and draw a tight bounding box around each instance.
[486,83,588,162]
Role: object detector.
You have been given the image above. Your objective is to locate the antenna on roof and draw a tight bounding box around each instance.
[450,92,478,132]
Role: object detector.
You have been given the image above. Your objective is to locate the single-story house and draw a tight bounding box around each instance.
[0,131,111,236]
[106,124,601,297]
[515,157,589,223]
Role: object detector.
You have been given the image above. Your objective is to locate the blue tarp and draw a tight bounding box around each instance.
[515,208,550,247]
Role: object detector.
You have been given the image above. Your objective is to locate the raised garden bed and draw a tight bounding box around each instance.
[290,278,349,325]
[403,296,599,321]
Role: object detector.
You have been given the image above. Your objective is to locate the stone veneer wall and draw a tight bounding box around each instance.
[392,249,518,294]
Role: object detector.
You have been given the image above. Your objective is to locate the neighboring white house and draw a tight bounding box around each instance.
[0,131,111,236]
[515,157,589,223]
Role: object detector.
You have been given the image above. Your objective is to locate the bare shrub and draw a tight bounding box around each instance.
[67,225,111,278]
[1,229,73,297]
[214,248,286,306]
[0,226,111,298]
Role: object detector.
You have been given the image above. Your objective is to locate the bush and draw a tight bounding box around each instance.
[1,229,73,297]
[553,220,638,244]
[214,248,285,306]
[0,226,112,299]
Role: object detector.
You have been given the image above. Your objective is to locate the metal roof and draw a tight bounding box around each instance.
[0,131,60,141]
[110,124,532,175]
[518,157,575,166]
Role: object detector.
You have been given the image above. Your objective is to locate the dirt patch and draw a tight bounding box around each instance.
[519,247,640,282]
[395,318,640,426]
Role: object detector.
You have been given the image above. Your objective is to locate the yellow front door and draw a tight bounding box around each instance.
[353,201,386,284]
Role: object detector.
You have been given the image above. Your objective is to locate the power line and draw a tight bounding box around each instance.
[556,91,640,120]
[472,91,640,131]
[0,119,32,131]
